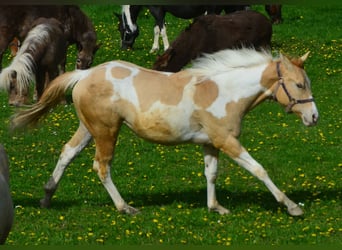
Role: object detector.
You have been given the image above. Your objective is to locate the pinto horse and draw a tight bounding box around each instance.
[153,10,272,72]
[0,5,100,72]
[11,48,318,216]
[0,18,68,106]
[117,5,248,53]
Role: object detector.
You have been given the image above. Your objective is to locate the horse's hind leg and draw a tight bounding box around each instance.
[40,123,92,208]
[203,145,230,215]
[92,124,139,215]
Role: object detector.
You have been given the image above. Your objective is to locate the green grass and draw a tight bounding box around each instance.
[0,4,341,246]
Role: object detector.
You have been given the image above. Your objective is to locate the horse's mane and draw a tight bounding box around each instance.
[0,23,52,92]
[188,48,273,80]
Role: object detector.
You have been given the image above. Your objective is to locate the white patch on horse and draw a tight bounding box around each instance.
[105,62,140,106]
[203,64,268,118]
[122,5,137,32]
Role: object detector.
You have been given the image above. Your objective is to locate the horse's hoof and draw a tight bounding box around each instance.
[209,205,231,215]
[149,48,158,54]
[40,198,51,208]
[288,205,304,216]
[120,205,140,215]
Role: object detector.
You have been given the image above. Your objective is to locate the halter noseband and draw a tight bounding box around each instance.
[273,62,314,113]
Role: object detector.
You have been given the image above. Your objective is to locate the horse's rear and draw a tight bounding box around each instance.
[153,10,272,72]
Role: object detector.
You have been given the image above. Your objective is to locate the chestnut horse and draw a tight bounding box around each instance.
[11,48,318,216]
[153,10,272,72]
[0,5,99,72]
[0,18,68,106]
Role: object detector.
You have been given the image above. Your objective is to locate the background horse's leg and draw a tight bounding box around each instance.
[40,123,92,208]
[160,24,170,51]
[148,6,169,53]
[203,145,230,215]
[150,25,161,53]
[92,124,139,215]
[219,136,303,216]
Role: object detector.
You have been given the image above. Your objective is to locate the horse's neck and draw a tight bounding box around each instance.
[210,63,271,109]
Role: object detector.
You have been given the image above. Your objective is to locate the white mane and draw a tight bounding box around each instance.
[0,23,51,92]
[188,48,274,80]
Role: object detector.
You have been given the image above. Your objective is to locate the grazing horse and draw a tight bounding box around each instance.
[0,144,13,245]
[0,18,68,106]
[11,48,319,216]
[153,10,272,72]
[9,38,20,57]
[265,4,283,24]
[0,5,99,72]
[117,5,247,53]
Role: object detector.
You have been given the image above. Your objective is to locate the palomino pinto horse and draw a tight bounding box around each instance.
[0,5,99,72]
[153,10,272,72]
[117,5,247,53]
[0,18,68,106]
[11,48,318,216]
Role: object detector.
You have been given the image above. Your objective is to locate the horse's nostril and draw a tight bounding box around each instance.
[312,114,318,124]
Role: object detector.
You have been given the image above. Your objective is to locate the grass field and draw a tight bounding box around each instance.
[0,4,341,246]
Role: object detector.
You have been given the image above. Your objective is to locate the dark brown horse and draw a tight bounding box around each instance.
[265,4,283,24]
[0,18,68,106]
[0,5,100,72]
[153,10,272,72]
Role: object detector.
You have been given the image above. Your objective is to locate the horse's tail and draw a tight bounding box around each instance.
[10,70,89,130]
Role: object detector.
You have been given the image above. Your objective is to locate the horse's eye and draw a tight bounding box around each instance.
[296,83,304,89]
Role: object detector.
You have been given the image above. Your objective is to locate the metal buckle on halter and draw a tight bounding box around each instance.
[274,62,314,113]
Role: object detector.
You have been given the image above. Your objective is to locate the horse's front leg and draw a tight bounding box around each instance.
[203,145,230,215]
[219,135,303,216]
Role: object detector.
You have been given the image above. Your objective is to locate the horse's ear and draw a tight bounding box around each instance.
[300,51,310,62]
[280,53,294,71]
[290,51,310,68]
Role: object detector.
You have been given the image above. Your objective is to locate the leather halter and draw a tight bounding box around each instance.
[273,62,314,113]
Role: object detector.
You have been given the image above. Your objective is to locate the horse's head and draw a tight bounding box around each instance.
[76,31,100,69]
[272,52,318,126]
[7,70,30,106]
[115,12,139,50]
[265,4,282,24]
[152,48,176,71]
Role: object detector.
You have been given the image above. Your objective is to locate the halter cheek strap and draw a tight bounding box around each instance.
[273,62,315,113]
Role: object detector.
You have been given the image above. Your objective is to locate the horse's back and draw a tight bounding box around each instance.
[72,61,206,143]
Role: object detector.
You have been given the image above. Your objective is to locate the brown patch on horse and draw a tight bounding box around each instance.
[111,66,132,79]
[259,61,278,89]
[133,71,191,112]
[193,80,219,109]
[191,107,244,158]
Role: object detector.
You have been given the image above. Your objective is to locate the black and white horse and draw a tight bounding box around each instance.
[117,5,247,53]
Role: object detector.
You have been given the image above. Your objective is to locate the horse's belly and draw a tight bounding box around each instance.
[124,111,210,145]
